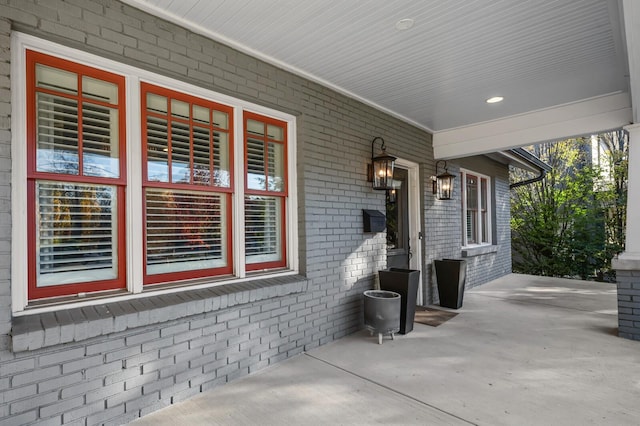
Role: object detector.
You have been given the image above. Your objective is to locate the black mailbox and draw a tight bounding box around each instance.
[363,209,386,233]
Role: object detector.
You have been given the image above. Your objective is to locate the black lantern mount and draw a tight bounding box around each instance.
[432,160,455,200]
[368,137,397,190]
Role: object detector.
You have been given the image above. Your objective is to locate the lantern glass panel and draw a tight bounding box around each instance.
[437,174,454,200]
[373,158,394,189]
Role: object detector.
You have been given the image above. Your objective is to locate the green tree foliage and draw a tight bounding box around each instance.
[511,133,627,281]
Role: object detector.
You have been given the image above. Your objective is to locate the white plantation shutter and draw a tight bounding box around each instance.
[146,116,170,182]
[247,137,266,190]
[193,125,212,185]
[36,181,117,287]
[36,93,80,174]
[144,90,231,188]
[145,188,227,275]
[82,102,119,178]
[245,196,281,263]
[170,121,191,183]
[267,142,285,192]
[36,65,120,179]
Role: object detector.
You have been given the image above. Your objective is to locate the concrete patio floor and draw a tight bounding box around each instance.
[130,274,640,425]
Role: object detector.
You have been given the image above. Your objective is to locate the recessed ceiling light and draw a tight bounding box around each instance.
[395,19,414,30]
[486,96,504,104]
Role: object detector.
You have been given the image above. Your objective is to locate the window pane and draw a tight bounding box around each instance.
[36,67,121,178]
[82,76,118,104]
[171,99,189,119]
[247,119,264,135]
[146,116,169,182]
[267,124,283,141]
[82,102,120,178]
[247,137,266,190]
[466,210,477,244]
[36,181,117,287]
[193,125,211,185]
[481,178,488,243]
[36,93,79,174]
[214,111,228,129]
[245,196,282,264]
[147,93,167,114]
[143,86,232,189]
[170,121,191,183]
[193,105,210,124]
[466,175,478,244]
[146,188,227,275]
[267,142,285,192]
[213,132,230,187]
[36,64,77,95]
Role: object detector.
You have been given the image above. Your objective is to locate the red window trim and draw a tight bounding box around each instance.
[141,83,235,285]
[243,112,288,271]
[26,50,127,300]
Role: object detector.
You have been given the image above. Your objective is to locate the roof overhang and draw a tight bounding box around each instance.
[486,148,552,174]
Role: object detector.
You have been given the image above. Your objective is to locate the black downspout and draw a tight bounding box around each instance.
[510,168,547,189]
[508,147,551,189]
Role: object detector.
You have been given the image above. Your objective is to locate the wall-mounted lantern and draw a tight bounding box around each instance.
[368,137,397,190]
[432,160,455,200]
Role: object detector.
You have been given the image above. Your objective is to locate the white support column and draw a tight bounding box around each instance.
[611,124,640,341]
[615,124,640,262]
[611,1,640,341]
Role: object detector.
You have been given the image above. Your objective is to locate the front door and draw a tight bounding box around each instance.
[386,167,410,269]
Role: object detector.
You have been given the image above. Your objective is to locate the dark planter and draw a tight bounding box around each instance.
[378,268,420,334]
[363,290,401,344]
[434,259,467,309]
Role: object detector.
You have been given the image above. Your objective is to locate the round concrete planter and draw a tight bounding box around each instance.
[363,290,401,344]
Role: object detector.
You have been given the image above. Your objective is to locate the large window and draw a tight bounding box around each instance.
[141,84,234,284]
[461,169,491,247]
[26,51,127,300]
[15,35,296,309]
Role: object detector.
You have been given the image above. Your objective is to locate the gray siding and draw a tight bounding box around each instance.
[0,1,512,424]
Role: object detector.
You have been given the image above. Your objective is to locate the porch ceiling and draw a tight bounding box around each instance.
[125,0,633,148]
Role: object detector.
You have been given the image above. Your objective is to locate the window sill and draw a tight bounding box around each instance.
[461,245,498,258]
[10,275,308,353]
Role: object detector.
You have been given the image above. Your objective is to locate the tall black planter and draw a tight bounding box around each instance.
[434,259,467,309]
[379,268,420,334]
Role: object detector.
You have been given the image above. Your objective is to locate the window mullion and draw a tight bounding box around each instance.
[462,171,468,246]
[235,107,246,277]
[127,77,144,294]
[476,177,481,244]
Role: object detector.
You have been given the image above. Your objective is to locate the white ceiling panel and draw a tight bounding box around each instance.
[125,0,629,132]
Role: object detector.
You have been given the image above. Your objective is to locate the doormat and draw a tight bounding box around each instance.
[414,306,458,327]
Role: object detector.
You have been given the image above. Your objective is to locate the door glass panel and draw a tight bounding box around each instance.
[386,167,410,270]
[386,170,407,250]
